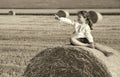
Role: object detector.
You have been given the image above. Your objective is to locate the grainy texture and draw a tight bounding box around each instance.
[0,0,119,9]
[0,11,119,77]
[24,47,111,77]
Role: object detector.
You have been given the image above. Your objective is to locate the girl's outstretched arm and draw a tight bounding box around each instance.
[55,15,75,25]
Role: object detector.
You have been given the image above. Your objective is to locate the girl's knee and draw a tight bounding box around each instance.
[70,37,75,42]
[70,37,78,45]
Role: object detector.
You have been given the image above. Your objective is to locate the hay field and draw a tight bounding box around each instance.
[0,0,119,9]
[0,10,120,77]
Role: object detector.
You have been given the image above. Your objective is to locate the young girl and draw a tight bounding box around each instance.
[55,11,95,48]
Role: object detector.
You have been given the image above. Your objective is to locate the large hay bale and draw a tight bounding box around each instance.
[23,47,111,77]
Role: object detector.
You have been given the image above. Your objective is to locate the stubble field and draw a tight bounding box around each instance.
[0,10,120,77]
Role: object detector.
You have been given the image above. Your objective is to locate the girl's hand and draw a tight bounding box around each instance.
[55,14,60,20]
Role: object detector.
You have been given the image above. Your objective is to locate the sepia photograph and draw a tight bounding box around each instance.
[0,0,120,77]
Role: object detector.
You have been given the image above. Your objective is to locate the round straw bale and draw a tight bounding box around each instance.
[8,10,16,15]
[23,47,111,77]
[88,11,103,23]
[56,10,69,17]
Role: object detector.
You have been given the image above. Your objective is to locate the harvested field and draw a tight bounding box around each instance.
[0,10,120,77]
[0,0,119,9]
[0,9,120,15]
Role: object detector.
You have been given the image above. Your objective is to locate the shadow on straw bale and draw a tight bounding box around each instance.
[23,47,111,77]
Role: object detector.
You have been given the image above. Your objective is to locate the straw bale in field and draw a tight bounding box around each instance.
[8,10,16,15]
[23,47,111,77]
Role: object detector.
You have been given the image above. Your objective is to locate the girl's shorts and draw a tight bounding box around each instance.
[70,38,90,45]
[77,38,90,44]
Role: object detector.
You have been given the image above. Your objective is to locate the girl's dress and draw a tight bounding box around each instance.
[59,17,94,44]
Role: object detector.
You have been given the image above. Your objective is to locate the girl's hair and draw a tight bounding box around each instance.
[77,11,93,30]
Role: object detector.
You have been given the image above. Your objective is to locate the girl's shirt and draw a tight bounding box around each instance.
[59,17,93,43]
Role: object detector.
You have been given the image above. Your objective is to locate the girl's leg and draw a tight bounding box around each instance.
[70,37,89,46]
[94,43,114,57]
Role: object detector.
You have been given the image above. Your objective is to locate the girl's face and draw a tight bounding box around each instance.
[77,14,86,24]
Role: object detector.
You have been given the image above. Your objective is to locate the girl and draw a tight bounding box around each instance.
[55,11,95,48]
[55,10,114,56]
